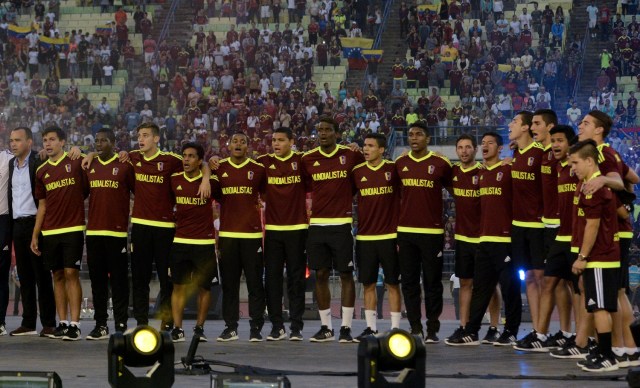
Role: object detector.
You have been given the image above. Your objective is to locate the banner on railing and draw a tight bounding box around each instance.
[417,4,441,15]
[39,36,69,51]
[362,49,383,62]
[340,37,374,51]
[8,24,32,40]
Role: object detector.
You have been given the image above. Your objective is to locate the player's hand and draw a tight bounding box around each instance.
[68,146,83,160]
[571,258,586,275]
[81,152,95,170]
[38,149,47,161]
[501,157,513,165]
[582,176,605,196]
[30,237,40,256]
[118,150,130,163]
[509,140,517,151]
[208,156,220,170]
[348,142,361,152]
[198,177,211,199]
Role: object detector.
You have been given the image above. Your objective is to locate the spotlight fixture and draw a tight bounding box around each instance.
[357,328,426,388]
[108,325,175,388]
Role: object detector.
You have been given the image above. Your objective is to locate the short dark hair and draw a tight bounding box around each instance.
[516,111,533,137]
[11,126,32,140]
[318,115,339,132]
[96,127,115,143]
[231,131,249,141]
[136,122,160,136]
[42,126,66,141]
[569,139,599,163]
[408,121,429,135]
[587,110,613,138]
[549,125,576,145]
[482,131,503,146]
[182,142,204,160]
[274,127,294,140]
[365,133,387,148]
[456,133,477,148]
[533,109,558,126]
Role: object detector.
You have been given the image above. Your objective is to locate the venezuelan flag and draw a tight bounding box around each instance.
[417,4,440,15]
[39,36,69,51]
[340,37,374,50]
[8,24,32,40]
[96,25,112,36]
[361,49,383,62]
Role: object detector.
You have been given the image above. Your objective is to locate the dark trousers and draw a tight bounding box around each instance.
[12,216,56,328]
[466,242,522,335]
[218,237,265,330]
[131,224,175,325]
[0,215,10,324]
[264,230,307,331]
[86,235,130,327]
[397,232,443,334]
[376,285,385,318]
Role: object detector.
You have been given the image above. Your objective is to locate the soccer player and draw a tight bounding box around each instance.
[352,133,402,341]
[31,126,88,341]
[215,132,266,342]
[446,132,522,346]
[395,122,452,343]
[508,111,547,347]
[301,116,364,343]
[570,139,620,372]
[446,134,502,345]
[169,142,219,343]
[257,127,308,341]
[85,128,134,339]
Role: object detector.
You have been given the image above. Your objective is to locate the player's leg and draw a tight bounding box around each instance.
[380,239,401,330]
[422,234,444,343]
[192,244,216,342]
[169,243,191,342]
[307,225,335,341]
[264,231,286,337]
[61,231,84,341]
[282,229,307,339]
[617,238,638,362]
[555,279,573,333]
[86,236,110,340]
[450,240,476,341]
[108,237,130,332]
[217,237,241,341]
[496,243,522,346]
[355,239,380,341]
[397,233,424,337]
[482,286,502,344]
[130,224,154,325]
[151,226,176,330]
[332,224,356,342]
[241,237,266,341]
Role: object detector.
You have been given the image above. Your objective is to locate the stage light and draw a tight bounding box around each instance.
[519,269,525,281]
[108,325,175,388]
[0,371,62,387]
[357,328,425,388]
[210,374,291,387]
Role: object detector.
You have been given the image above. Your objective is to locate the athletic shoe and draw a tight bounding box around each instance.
[40,327,56,337]
[493,330,516,346]
[550,342,590,359]
[513,334,552,352]
[289,329,303,341]
[62,324,81,341]
[0,324,6,336]
[160,321,173,332]
[410,327,424,340]
[446,326,465,343]
[309,325,334,342]
[216,327,239,342]
[171,327,185,343]
[193,325,208,342]
[86,325,109,341]
[444,332,479,346]
[249,328,263,342]
[267,327,286,341]
[425,332,440,344]
[616,353,630,368]
[481,326,500,344]
[115,323,127,333]
[50,323,69,339]
[628,352,640,367]
[338,326,354,343]
[514,330,538,348]
[581,354,619,372]
[9,326,38,336]
[354,327,378,343]
[546,331,573,348]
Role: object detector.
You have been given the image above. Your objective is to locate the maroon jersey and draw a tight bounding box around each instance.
[35,153,88,235]
[541,144,560,225]
[571,181,582,252]
[597,143,633,238]
[129,149,183,228]
[396,151,452,234]
[257,152,308,230]
[352,160,400,240]
[577,172,620,268]
[302,145,364,225]
[86,154,134,237]
[511,141,544,228]
[452,162,481,242]
[171,172,217,244]
[556,160,578,242]
[215,158,265,238]
[478,162,513,242]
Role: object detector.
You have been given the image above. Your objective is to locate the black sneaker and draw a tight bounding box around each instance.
[267,327,286,341]
[310,325,334,342]
[481,326,500,344]
[338,326,354,343]
[86,325,109,341]
[493,329,516,346]
[444,332,479,346]
[50,323,69,339]
[171,327,185,343]
[62,324,81,341]
[410,326,424,340]
[550,342,590,359]
[115,323,127,333]
[628,352,640,367]
[425,332,439,344]
[546,331,572,348]
[160,321,173,332]
[354,327,378,343]
[193,325,207,342]
[514,330,538,348]
[217,327,239,342]
[249,328,263,342]
[446,326,465,343]
[289,328,303,341]
[0,324,6,336]
[513,334,552,352]
[581,354,619,372]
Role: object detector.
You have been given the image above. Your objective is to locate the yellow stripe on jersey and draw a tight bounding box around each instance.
[264,224,309,231]
[42,225,86,236]
[478,236,512,243]
[356,233,397,241]
[86,230,128,238]
[555,235,572,242]
[541,217,560,225]
[512,220,545,228]
[619,232,633,239]
[310,217,353,225]
[586,261,621,269]
[571,247,579,253]
[218,231,263,239]
[454,234,480,244]
[173,237,216,245]
[131,217,176,228]
[397,226,445,234]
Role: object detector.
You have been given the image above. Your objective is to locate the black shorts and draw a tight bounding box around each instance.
[170,242,218,290]
[356,239,399,285]
[543,227,559,258]
[544,241,575,280]
[583,267,619,313]
[511,225,545,271]
[454,240,478,279]
[307,224,354,272]
[620,237,632,290]
[42,231,84,271]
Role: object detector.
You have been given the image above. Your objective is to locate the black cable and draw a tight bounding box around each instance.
[426,372,627,382]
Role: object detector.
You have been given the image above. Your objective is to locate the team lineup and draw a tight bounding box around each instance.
[4,109,637,372]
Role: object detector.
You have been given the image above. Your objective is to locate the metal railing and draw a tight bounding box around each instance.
[359,0,394,93]
[154,0,181,60]
[570,18,591,104]
[392,124,509,146]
